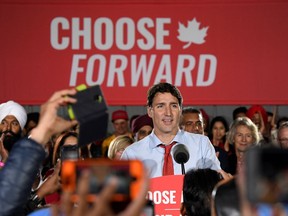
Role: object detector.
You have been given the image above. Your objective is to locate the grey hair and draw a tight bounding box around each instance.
[227,117,260,145]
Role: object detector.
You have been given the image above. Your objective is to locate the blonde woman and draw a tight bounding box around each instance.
[227,117,260,175]
[107,135,134,160]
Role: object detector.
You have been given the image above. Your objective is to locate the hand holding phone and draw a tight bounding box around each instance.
[58,160,149,216]
[67,85,108,146]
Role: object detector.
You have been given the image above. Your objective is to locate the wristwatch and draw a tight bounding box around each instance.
[32,194,42,204]
[28,193,43,210]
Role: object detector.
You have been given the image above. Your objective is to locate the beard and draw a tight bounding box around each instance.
[1,130,22,152]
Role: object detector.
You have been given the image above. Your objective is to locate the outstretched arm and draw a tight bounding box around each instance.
[0,88,78,216]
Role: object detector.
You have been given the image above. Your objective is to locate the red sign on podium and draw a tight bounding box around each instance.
[148,175,184,216]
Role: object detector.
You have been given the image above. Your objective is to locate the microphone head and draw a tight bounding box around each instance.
[172,143,190,164]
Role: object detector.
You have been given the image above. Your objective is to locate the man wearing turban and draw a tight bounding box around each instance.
[131,114,153,141]
[0,101,27,157]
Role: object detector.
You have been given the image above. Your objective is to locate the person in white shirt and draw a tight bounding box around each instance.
[121,82,221,178]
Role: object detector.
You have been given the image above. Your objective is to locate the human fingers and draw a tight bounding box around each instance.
[60,186,74,215]
[35,95,77,143]
[73,170,91,216]
[89,177,118,216]
[41,94,76,115]
[53,159,61,175]
[0,133,5,142]
[51,204,61,216]
[119,167,150,216]
[218,169,233,180]
[48,89,77,103]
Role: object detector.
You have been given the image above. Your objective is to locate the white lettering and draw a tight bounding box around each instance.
[175,55,195,86]
[154,55,172,83]
[131,54,156,86]
[156,18,171,50]
[107,55,127,86]
[146,190,177,205]
[86,55,106,85]
[72,18,91,50]
[69,54,217,87]
[197,54,217,86]
[116,18,135,50]
[162,191,170,204]
[69,54,87,86]
[155,215,172,216]
[137,18,155,50]
[94,18,113,50]
[50,17,69,50]
[51,17,172,50]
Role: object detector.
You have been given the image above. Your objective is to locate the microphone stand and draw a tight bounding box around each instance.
[181,162,185,175]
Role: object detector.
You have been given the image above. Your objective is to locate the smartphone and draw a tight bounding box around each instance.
[61,159,144,204]
[67,85,108,146]
[246,147,288,203]
[60,145,79,162]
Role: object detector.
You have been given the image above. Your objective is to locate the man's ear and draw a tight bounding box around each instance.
[180,202,187,216]
[147,106,153,118]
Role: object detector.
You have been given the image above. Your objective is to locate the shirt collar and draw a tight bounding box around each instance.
[149,129,183,148]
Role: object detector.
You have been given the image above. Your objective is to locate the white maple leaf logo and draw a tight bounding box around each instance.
[177,18,209,49]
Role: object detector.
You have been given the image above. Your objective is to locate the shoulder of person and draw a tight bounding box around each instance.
[183,131,209,139]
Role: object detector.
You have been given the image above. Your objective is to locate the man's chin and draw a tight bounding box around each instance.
[3,137,21,152]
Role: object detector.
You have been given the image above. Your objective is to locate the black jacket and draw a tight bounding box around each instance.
[0,138,46,216]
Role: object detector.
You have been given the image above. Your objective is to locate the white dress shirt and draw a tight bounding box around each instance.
[121,129,221,178]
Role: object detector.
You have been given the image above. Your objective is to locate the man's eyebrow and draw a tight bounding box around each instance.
[154,102,165,106]
[170,102,180,106]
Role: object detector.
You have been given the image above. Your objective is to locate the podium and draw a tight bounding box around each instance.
[148,175,184,216]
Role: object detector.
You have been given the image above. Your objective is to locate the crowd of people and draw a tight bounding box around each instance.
[0,82,287,215]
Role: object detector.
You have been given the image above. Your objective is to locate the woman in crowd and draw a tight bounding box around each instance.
[107,135,134,160]
[209,116,230,152]
[227,117,260,175]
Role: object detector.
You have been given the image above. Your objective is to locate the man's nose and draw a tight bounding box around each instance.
[2,124,10,131]
[165,106,172,115]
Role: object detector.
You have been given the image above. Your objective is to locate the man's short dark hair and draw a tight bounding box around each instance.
[183,168,222,216]
[232,106,247,120]
[182,107,202,115]
[277,117,288,129]
[147,82,183,107]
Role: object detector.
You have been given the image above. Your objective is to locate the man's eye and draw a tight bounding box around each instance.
[12,122,19,126]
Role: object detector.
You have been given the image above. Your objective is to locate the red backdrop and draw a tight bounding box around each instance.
[1,0,288,105]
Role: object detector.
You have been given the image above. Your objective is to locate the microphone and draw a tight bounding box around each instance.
[172,144,190,174]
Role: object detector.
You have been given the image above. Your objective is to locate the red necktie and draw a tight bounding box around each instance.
[160,142,176,176]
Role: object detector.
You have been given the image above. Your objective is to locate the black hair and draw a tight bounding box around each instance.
[232,106,247,120]
[208,116,229,142]
[147,82,183,108]
[277,116,288,129]
[183,168,222,216]
[182,107,202,115]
